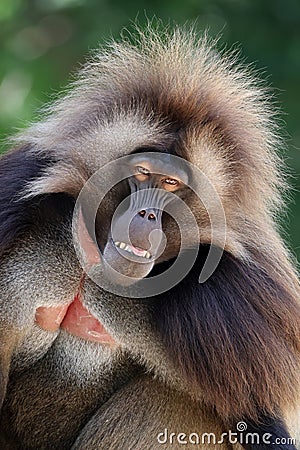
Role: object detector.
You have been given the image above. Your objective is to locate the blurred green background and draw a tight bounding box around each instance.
[0,0,299,260]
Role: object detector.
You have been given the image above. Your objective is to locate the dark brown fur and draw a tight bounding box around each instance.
[0,26,299,449]
[153,247,300,420]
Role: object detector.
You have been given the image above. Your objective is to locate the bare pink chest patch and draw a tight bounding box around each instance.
[35,295,117,346]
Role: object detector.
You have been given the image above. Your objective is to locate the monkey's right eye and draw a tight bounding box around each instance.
[135,166,150,181]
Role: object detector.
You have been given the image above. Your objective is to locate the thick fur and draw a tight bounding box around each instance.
[0,26,299,449]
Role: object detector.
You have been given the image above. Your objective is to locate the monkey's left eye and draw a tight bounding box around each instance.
[135,166,150,181]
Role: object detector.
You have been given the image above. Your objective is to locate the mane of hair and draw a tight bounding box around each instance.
[10,24,299,283]
[152,246,300,421]
[3,25,300,421]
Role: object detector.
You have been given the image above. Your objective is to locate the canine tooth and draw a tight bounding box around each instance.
[115,241,120,247]
[119,242,126,249]
[125,245,132,253]
[145,251,151,259]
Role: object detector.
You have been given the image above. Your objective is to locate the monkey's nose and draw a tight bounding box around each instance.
[138,210,157,221]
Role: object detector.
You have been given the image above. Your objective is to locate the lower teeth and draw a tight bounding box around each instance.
[114,242,151,259]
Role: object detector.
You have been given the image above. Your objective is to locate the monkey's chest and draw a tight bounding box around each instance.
[35,293,116,346]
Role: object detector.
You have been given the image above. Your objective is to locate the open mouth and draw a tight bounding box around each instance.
[114,240,151,259]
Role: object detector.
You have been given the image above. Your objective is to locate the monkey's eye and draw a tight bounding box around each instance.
[162,178,180,192]
[135,166,150,182]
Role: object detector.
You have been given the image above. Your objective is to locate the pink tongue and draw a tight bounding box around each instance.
[35,296,116,345]
[131,246,146,256]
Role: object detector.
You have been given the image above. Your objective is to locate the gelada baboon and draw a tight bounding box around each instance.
[0,25,299,449]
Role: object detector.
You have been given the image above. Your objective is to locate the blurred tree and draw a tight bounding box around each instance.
[0,0,299,258]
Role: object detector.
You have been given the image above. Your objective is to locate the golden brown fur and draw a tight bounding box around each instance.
[0,25,299,448]
[14,28,297,261]
[15,24,300,415]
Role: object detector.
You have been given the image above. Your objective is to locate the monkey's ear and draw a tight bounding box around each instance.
[0,146,52,256]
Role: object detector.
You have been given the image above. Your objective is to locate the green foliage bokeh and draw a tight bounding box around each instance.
[0,0,299,259]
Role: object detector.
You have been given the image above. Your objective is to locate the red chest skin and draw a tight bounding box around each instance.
[35,295,117,346]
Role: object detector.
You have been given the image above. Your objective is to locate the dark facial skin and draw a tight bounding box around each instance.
[101,153,189,283]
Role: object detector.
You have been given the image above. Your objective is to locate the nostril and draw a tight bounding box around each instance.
[138,210,146,217]
[148,213,156,221]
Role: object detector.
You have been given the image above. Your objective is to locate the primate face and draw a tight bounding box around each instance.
[78,152,191,284]
[72,135,228,291]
